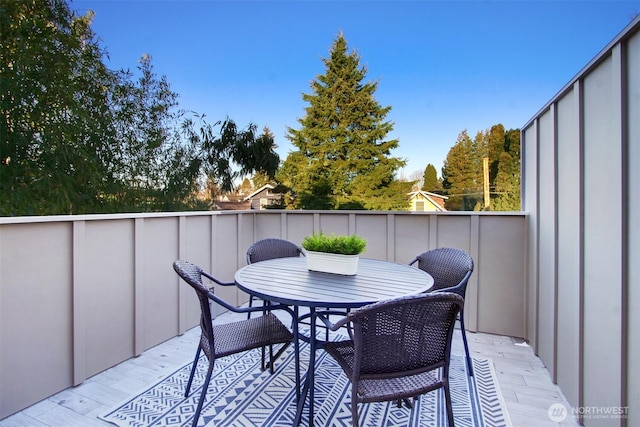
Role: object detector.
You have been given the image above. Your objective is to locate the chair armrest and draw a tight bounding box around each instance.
[206,290,295,318]
[431,270,472,298]
[408,257,418,266]
[201,270,235,287]
[314,310,351,331]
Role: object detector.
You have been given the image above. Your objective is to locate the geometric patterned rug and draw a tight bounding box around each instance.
[100,333,511,427]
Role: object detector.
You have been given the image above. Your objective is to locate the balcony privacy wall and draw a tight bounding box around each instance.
[0,211,525,419]
[522,16,639,427]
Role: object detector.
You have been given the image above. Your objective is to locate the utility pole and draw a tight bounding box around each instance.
[483,157,490,210]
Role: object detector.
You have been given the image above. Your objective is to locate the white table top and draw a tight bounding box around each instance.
[234,257,434,309]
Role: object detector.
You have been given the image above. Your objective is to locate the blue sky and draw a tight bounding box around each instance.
[73,0,639,178]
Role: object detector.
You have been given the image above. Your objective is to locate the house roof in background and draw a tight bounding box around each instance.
[407,190,448,212]
[243,184,275,202]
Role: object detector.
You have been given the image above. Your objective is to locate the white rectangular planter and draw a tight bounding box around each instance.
[305,251,359,275]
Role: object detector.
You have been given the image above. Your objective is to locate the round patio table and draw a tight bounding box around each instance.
[234,256,434,426]
[234,256,433,307]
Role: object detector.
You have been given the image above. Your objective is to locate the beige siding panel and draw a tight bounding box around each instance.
[434,215,471,251]
[237,212,254,264]
[476,216,526,338]
[393,215,431,263]
[537,108,557,379]
[212,215,240,280]
[354,214,388,260]
[434,215,477,329]
[253,212,283,241]
[284,213,314,246]
[318,213,349,236]
[84,220,135,378]
[582,52,623,423]
[0,223,73,416]
[182,216,212,327]
[183,216,213,270]
[212,214,240,306]
[555,86,582,409]
[141,218,180,349]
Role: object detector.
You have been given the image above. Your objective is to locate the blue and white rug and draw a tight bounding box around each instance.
[100,336,511,427]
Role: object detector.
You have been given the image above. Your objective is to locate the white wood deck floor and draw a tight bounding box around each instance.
[1,309,581,427]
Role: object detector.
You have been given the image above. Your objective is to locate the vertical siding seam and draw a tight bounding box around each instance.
[236,213,243,307]
[469,215,480,333]
[237,213,243,272]
[386,214,394,262]
[552,102,559,383]
[521,128,529,342]
[616,42,629,422]
[523,211,530,344]
[210,214,217,273]
[576,77,585,414]
[178,216,187,335]
[134,218,144,356]
[534,118,541,354]
[210,214,223,314]
[72,220,86,385]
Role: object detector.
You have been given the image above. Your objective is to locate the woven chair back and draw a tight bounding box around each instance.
[350,292,463,376]
[246,238,303,264]
[173,260,216,356]
[414,247,473,296]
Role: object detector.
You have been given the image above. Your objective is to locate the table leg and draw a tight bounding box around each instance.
[308,307,317,426]
[293,307,317,427]
[293,306,301,403]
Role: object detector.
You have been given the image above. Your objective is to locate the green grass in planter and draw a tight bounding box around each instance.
[301,232,367,255]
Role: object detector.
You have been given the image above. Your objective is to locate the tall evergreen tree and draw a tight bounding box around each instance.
[278,33,411,210]
[442,130,479,210]
[492,151,519,210]
[421,163,441,192]
[471,130,487,193]
[492,129,521,210]
[485,124,506,183]
[441,125,520,211]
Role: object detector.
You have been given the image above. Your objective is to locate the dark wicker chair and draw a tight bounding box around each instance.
[246,238,304,264]
[409,247,474,376]
[316,292,464,427]
[246,238,303,317]
[173,260,294,427]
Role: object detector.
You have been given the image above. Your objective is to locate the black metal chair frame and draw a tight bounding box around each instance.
[409,247,474,376]
[315,292,464,427]
[173,260,297,427]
